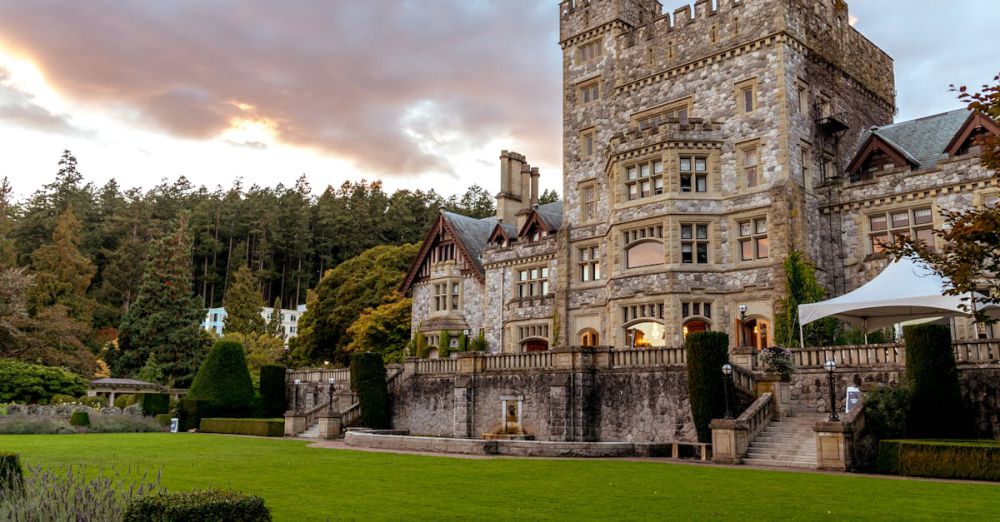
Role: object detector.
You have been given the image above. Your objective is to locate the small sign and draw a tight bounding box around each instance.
[170,418,179,433]
[846,386,861,413]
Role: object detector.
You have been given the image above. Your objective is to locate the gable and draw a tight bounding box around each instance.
[400,213,485,293]
[944,112,1000,157]
[846,133,916,179]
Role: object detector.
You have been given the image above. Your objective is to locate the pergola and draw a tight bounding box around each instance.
[87,378,186,406]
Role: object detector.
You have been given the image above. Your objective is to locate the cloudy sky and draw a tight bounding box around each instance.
[0,0,996,199]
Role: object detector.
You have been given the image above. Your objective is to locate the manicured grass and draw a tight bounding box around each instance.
[1,434,998,521]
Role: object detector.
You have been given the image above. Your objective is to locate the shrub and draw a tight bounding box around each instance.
[69,411,91,427]
[0,359,87,404]
[200,418,284,437]
[259,365,287,418]
[0,415,75,434]
[684,331,730,443]
[877,440,1000,481]
[115,394,138,409]
[140,393,170,416]
[124,489,271,522]
[50,394,77,405]
[188,340,255,417]
[414,331,428,358]
[469,330,488,352]
[438,330,452,358]
[0,452,21,494]
[0,464,161,520]
[154,414,173,427]
[89,414,162,433]
[904,324,970,437]
[864,386,910,440]
[178,399,211,431]
[350,352,391,429]
[78,395,107,408]
[758,347,793,380]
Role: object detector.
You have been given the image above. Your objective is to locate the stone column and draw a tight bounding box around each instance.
[547,373,571,441]
[814,421,853,471]
[710,418,748,464]
[755,374,790,418]
[317,412,343,439]
[453,376,474,438]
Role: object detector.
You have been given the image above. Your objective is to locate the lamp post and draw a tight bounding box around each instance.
[721,363,734,419]
[293,378,302,414]
[327,377,336,414]
[738,304,748,348]
[825,359,839,421]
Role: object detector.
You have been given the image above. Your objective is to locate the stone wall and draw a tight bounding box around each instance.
[959,367,1000,438]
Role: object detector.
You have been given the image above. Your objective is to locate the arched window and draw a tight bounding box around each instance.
[683,319,709,338]
[579,329,599,347]
[625,321,665,348]
[626,241,663,269]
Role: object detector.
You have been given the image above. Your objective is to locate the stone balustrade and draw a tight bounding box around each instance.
[953,339,1000,364]
[609,346,686,368]
[710,392,773,465]
[482,351,553,371]
[287,368,351,388]
[793,343,904,369]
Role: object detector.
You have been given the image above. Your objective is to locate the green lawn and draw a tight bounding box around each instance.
[1,434,998,521]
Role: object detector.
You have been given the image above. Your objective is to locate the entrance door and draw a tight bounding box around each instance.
[522,339,549,352]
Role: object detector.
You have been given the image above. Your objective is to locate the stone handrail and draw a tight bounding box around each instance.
[304,398,332,428]
[953,339,1000,364]
[731,365,756,396]
[737,392,773,446]
[415,358,458,374]
[288,368,351,389]
[386,367,405,394]
[609,346,686,368]
[794,343,903,368]
[482,351,553,371]
[342,402,361,428]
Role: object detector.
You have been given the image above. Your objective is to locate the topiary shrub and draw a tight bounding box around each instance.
[200,418,284,437]
[188,340,255,417]
[69,411,90,427]
[685,331,730,443]
[0,359,87,404]
[468,330,488,352]
[258,365,287,418]
[904,324,970,438]
[438,330,452,358]
[139,393,169,416]
[0,452,22,494]
[178,399,211,431]
[114,394,138,409]
[414,331,428,358]
[124,489,272,522]
[350,352,391,429]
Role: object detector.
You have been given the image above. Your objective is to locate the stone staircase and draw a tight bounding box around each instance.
[298,421,321,439]
[742,413,825,469]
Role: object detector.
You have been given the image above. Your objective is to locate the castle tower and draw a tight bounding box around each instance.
[556,0,895,349]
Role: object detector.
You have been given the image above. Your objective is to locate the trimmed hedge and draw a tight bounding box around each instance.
[877,440,1000,481]
[154,414,173,427]
[0,451,21,493]
[124,489,272,522]
[178,399,211,431]
[350,352,391,429]
[140,393,170,416]
[685,331,730,443]
[259,365,287,418]
[69,411,90,427]
[114,394,138,409]
[200,418,284,437]
[904,324,970,438]
[188,340,255,417]
[0,359,86,404]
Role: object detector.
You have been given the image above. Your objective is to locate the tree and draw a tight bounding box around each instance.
[188,339,255,417]
[266,296,285,338]
[223,265,265,335]
[684,331,730,443]
[136,354,166,384]
[28,207,97,322]
[773,251,836,348]
[346,293,412,363]
[445,184,495,219]
[115,217,205,385]
[538,188,560,204]
[224,332,285,380]
[291,243,419,365]
[886,75,1000,324]
[0,177,16,268]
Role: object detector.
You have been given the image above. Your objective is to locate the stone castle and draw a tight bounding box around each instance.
[400,0,1000,355]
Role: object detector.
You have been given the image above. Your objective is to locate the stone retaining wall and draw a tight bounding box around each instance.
[344,431,683,458]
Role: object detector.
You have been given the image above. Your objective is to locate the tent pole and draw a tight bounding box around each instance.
[799,322,805,349]
[863,318,869,345]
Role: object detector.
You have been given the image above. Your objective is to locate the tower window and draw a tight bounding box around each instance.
[679,155,708,193]
[624,159,664,200]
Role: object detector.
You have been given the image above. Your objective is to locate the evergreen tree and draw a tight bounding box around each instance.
[266,296,285,338]
[773,251,837,348]
[28,207,97,322]
[538,188,560,204]
[223,265,265,335]
[0,177,16,268]
[115,217,205,384]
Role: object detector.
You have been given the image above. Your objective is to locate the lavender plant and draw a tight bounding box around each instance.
[0,465,163,521]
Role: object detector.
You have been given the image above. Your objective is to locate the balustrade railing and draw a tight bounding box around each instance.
[731,365,756,396]
[482,351,552,371]
[415,358,458,374]
[738,392,773,447]
[287,368,351,389]
[342,402,362,428]
[953,339,1000,364]
[609,346,686,368]
[793,343,903,368]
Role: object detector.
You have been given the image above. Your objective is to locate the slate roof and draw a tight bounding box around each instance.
[859,109,970,170]
[534,201,564,231]
[89,378,161,389]
[442,201,564,273]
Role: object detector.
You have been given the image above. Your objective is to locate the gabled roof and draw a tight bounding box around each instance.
[518,201,565,238]
[441,211,497,273]
[943,111,1000,156]
[487,222,518,245]
[852,109,970,172]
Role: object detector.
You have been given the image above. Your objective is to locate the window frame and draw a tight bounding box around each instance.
[577,77,601,105]
[632,97,693,131]
[735,78,758,114]
[516,266,551,299]
[579,127,596,159]
[576,39,603,64]
[579,181,597,222]
[737,217,769,261]
[867,207,935,254]
[678,154,709,193]
[679,222,711,265]
[578,244,601,282]
[624,158,665,201]
[623,225,665,270]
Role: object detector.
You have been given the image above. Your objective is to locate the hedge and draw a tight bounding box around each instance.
[69,411,90,427]
[124,489,272,522]
[114,394,138,409]
[0,451,21,493]
[685,331,730,443]
[350,352,391,429]
[904,324,969,437]
[258,365,287,418]
[178,399,211,431]
[0,359,86,404]
[199,418,285,437]
[154,414,173,428]
[877,440,1000,481]
[188,340,255,417]
[140,393,170,416]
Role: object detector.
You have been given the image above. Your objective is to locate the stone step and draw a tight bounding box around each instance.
[746,452,816,462]
[742,458,815,469]
[753,435,810,444]
[749,441,815,451]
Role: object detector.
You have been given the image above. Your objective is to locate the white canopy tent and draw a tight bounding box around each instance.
[797,257,989,346]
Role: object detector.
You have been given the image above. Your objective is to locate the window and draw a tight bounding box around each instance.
[433,243,455,263]
[580,183,596,221]
[517,267,550,298]
[624,225,664,269]
[635,99,691,130]
[738,218,769,261]
[679,155,708,193]
[577,40,602,63]
[680,223,710,264]
[983,193,999,208]
[433,280,461,312]
[868,207,934,253]
[682,301,712,338]
[741,145,759,188]
[625,159,664,200]
[626,322,665,348]
[579,79,600,104]
[579,330,599,347]
[666,40,674,60]
[580,129,595,158]
[578,245,600,282]
[451,282,460,311]
[736,79,757,114]
[820,96,832,119]
[433,283,448,312]
[518,324,549,340]
[821,157,834,183]
[709,24,718,44]
[796,82,809,115]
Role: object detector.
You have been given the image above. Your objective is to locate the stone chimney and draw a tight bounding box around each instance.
[530,167,540,207]
[496,150,525,225]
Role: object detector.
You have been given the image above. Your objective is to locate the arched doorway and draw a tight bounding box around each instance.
[579,329,599,347]
[521,339,549,352]
[683,319,710,339]
[741,317,770,349]
[625,321,665,348]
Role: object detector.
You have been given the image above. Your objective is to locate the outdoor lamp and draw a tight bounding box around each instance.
[721,363,734,419]
[738,304,749,348]
[824,359,839,421]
